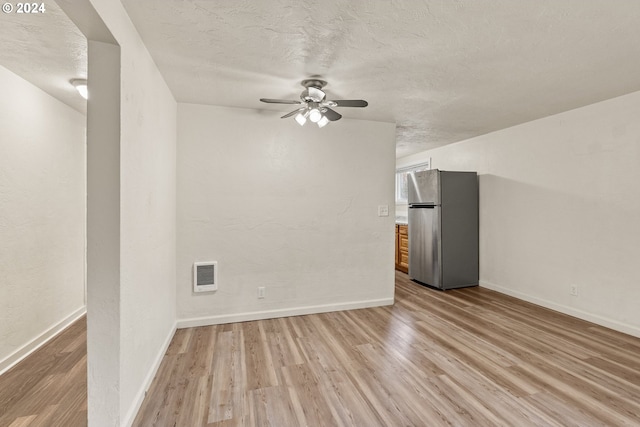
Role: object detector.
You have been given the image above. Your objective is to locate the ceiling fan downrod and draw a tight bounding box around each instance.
[300,79,327,89]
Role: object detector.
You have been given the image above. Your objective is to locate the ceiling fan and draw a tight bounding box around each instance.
[260,79,368,128]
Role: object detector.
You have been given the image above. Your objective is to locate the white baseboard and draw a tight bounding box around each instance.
[480,280,640,339]
[177,297,395,329]
[123,320,177,427]
[0,306,87,376]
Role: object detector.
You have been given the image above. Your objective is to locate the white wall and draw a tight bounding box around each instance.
[177,104,396,325]
[86,39,122,425]
[118,31,177,424]
[397,90,640,337]
[0,65,86,373]
[80,0,178,424]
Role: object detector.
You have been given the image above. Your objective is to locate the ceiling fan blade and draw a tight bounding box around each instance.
[330,99,368,108]
[323,107,342,121]
[281,107,306,119]
[260,98,302,104]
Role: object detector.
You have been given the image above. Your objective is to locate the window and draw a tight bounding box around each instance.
[395,160,430,204]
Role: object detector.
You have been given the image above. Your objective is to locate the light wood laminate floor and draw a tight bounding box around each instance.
[134,272,640,426]
[3,273,640,426]
[0,317,87,427]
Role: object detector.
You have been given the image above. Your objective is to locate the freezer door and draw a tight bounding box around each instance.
[408,205,441,288]
[408,169,440,205]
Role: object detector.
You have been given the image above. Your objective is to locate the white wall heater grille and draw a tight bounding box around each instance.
[193,261,217,292]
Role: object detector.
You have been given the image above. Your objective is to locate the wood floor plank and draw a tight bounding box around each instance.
[280,362,336,426]
[243,322,279,391]
[6,416,36,427]
[343,366,417,426]
[312,366,384,427]
[175,374,210,426]
[207,329,244,423]
[352,343,456,427]
[523,391,610,427]
[247,385,300,427]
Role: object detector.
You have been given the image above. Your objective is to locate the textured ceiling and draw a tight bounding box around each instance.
[4,2,640,157]
[120,0,640,157]
[0,1,87,114]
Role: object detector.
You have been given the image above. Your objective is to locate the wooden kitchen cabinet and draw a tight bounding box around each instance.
[395,224,409,273]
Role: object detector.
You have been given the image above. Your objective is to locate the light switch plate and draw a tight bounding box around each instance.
[378,205,389,217]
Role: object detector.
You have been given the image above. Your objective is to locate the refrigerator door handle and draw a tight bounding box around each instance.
[409,203,436,209]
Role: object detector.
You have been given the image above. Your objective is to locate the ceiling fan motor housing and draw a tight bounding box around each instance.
[300,80,327,103]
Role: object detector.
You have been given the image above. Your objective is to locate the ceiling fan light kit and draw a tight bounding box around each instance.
[308,108,322,123]
[260,79,368,128]
[317,115,330,128]
[295,112,307,126]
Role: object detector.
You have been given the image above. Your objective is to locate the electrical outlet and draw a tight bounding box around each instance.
[258,287,265,299]
[378,205,389,217]
[570,285,578,296]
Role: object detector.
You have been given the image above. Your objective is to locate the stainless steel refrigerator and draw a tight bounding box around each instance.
[408,169,478,290]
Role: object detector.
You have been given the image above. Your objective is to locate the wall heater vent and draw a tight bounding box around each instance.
[193,261,217,292]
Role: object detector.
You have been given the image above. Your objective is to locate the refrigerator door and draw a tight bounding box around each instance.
[408,205,441,288]
[408,169,440,206]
